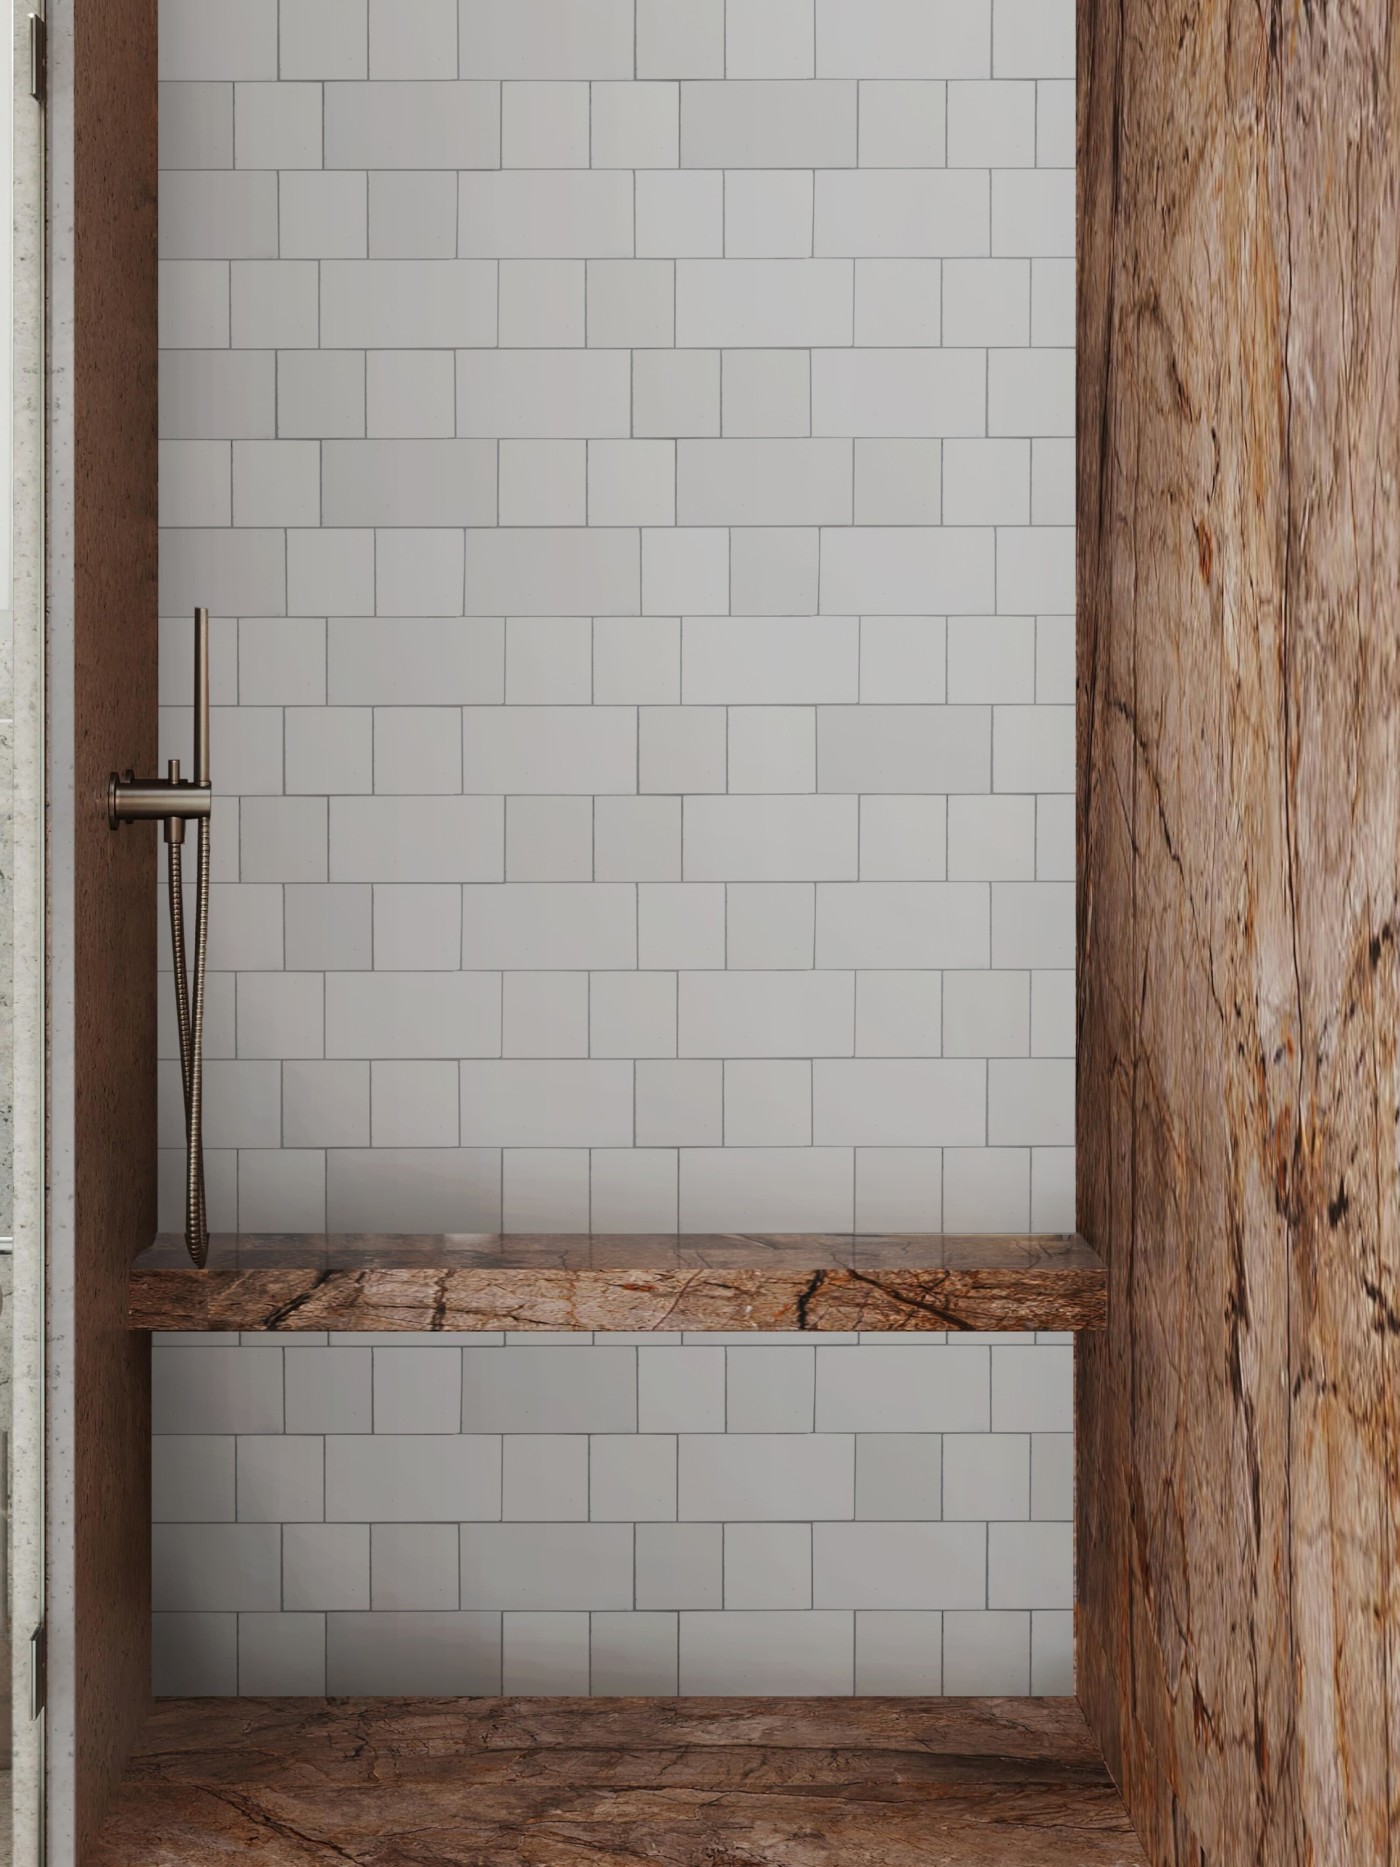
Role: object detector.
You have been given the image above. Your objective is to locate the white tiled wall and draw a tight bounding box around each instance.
[152,1329,1074,1697]
[156,0,1076,1234]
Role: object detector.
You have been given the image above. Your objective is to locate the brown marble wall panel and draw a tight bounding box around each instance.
[68,0,159,1851]
[128,1232,1108,1333]
[91,1697,1149,1865]
[1076,1,1400,1860]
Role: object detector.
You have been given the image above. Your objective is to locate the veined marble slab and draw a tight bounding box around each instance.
[92,1695,1147,1865]
[130,1231,1107,1333]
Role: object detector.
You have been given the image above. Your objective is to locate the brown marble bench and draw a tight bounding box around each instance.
[129,1231,1107,1334]
[91,1695,1147,1864]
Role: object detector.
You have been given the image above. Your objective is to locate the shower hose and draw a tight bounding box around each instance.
[167,811,210,1267]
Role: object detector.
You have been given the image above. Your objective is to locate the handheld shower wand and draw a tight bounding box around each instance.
[110,608,213,1266]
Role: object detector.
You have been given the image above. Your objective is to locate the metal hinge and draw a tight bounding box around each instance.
[29,13,46,105]
[29,1623,46,1719]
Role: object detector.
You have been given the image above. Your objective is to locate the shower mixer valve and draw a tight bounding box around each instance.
[109,608,213,1268]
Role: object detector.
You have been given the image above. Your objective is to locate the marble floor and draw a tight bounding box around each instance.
[91,1696,1147,1865]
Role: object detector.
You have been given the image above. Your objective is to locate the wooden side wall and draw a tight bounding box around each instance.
[68,0,159,1851]
[1076,2,1400,1861]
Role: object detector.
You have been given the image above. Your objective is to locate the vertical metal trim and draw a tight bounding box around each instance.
[26,13,42,103]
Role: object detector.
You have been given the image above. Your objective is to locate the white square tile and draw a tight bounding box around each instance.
[590,1148,680,1230]
[594,618,680,706]
[590,1613,679,1693]
[639,708,727,795]
[502,973,590,1059]
[992,1344,1072,1433]
[591,82,679,167]
[989,1521,1072,1608]
[725,883,814,969]
[363,352,454,438]
[725,0,814,77]
[943,1610,1029,1693]
[943,1433,1029,1520]
[370,1523,460,1609]
[595,797,682,882]
[859,797,947,882]
[639,1346,725,1434]
[280,0,368,78]
[635,1059,724,1147]
[505,798,595,881]
[153,1437,236,1523]
[993,0,1074,78]
[855,1611,942,1693]
[284,1523,370,1610]
[638,884,726,968]
[723,1061,812,1148]
[638,0,725,76]
[633,348,721,433]
[636,1523,722,1609]
[724,1522,811,1608]
[503,1436,589,1521]
[238,1614,327,1694]
[285,1347,372,1433]
[855,1433,941,1520]
[857,82,946,166]
[947,80,1035,166]
[854,259,942,345]
[643,528,730,616]
[502,1612,592,1693]
[588,441,676,527]
[502,1148,593,1230]
[590,1435,677,1521]
[853,1148,942,1230]
[590,972,677,1058]
[153,1613,238,1696]
[501,81,591,166]
[372,1346,463,1432]
[368,0,457,76]
[725,171,814,258]
[498,260,586,347]
[726,708,816,794]
[726,1345,814,1431]
[587,262,675,349]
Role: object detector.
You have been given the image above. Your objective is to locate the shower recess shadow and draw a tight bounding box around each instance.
[90,1695,1148,1865]
[129,1232,1106,1334]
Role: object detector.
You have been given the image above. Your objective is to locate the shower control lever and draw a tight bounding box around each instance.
[109,608,213,1268]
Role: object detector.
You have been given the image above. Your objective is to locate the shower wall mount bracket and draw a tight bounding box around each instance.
[109,607,213,1267]
[108,766,211,836]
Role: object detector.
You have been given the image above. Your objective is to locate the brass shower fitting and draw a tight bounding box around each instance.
[110,608,213,1267]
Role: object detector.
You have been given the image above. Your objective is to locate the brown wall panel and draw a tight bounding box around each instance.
[68,0,159,1852]
[1077,2,1400,1861]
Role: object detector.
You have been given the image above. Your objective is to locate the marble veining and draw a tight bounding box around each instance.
[92,1696,1148,1864]
[130,1232,1107,1333]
